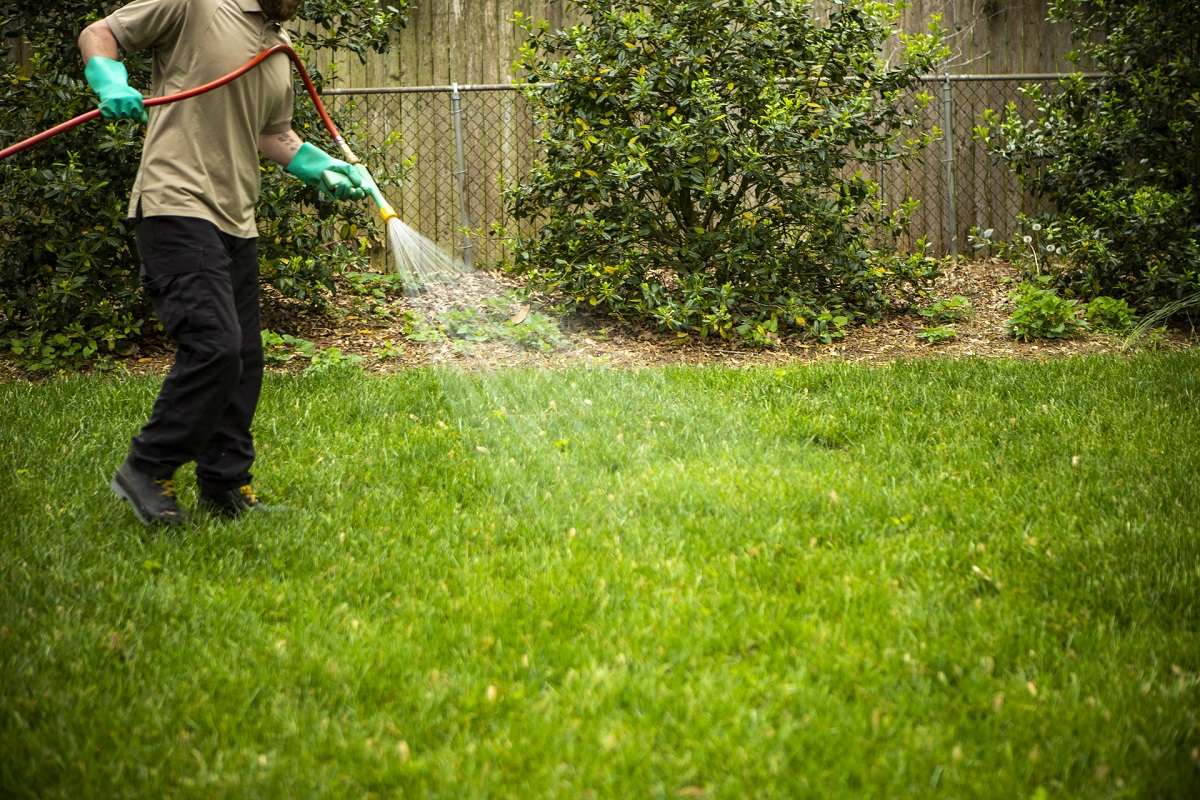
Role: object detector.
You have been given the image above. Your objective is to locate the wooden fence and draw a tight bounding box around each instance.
[310,0,1080,87]
[306,1,1083,267]
[325,73,1075,267]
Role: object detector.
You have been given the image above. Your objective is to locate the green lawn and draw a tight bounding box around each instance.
[2,354,1198,798]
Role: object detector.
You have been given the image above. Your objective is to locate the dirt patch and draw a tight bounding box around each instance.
[2,259,1195,381]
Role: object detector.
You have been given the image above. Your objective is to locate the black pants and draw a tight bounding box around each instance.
[127,215,263,495]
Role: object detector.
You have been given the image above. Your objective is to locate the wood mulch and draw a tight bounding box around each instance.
[2,259,1194,381]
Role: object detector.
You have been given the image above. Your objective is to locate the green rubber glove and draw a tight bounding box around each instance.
[351,164,389,209]
[84,56,147,124]
[285,143,366,201]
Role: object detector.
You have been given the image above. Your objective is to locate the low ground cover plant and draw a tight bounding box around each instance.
[917,324,957,344]
[261,329,364,375]
[339,271,411,321]
[1007,283,1087,341]
[262,330,319,365]
[919,295,973,324]
[407,295,569,353]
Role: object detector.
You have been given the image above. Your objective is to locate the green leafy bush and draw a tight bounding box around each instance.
[1085,296,1136,334]
[342,270,410,299]
[976,1,1200,310]
[507,0,946,344]
[0,0,407,370]
[1007,283,1087,341]
[373,340,406,362]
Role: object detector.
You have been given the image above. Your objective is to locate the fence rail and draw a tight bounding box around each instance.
[323,74,1090,266]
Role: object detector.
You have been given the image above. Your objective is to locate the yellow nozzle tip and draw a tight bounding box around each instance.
[379,205,397,222]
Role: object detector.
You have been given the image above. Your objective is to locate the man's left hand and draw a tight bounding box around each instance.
[285,143,366,201]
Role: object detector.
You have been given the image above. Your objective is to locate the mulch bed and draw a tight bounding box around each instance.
[2,259,1195,381]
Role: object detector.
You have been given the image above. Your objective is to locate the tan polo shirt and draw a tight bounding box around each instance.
[106,0,294,238]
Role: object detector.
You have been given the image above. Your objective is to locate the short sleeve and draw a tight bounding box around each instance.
[261,80,295,135]
[105,0,190,54]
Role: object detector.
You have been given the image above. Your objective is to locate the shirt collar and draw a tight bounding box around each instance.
[238,0,263,12]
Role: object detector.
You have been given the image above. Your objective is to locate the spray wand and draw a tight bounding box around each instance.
[0,44,398,223]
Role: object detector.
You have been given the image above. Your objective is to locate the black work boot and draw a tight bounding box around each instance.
[198,485,285,518]
[110,461,188,527]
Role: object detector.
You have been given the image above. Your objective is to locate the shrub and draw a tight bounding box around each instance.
[0,0,408,370]
[1007,283,1087,341]
[1085,296,1136,334]
[507,0,947,344]
[976,1,1200,310]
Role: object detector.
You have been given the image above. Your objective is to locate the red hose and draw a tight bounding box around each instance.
[0,44,353,162]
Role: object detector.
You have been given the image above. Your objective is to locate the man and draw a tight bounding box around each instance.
[79,0,365,526]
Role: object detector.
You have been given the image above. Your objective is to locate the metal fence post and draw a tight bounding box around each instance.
[450,83,474,268]
[941,72,958,256]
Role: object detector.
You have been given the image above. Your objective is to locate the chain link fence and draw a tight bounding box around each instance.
[325,75,1077,267]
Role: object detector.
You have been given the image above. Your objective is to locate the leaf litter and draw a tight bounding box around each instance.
[5,259,1195,380]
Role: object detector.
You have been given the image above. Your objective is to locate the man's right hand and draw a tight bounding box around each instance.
[84,56,148,124]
